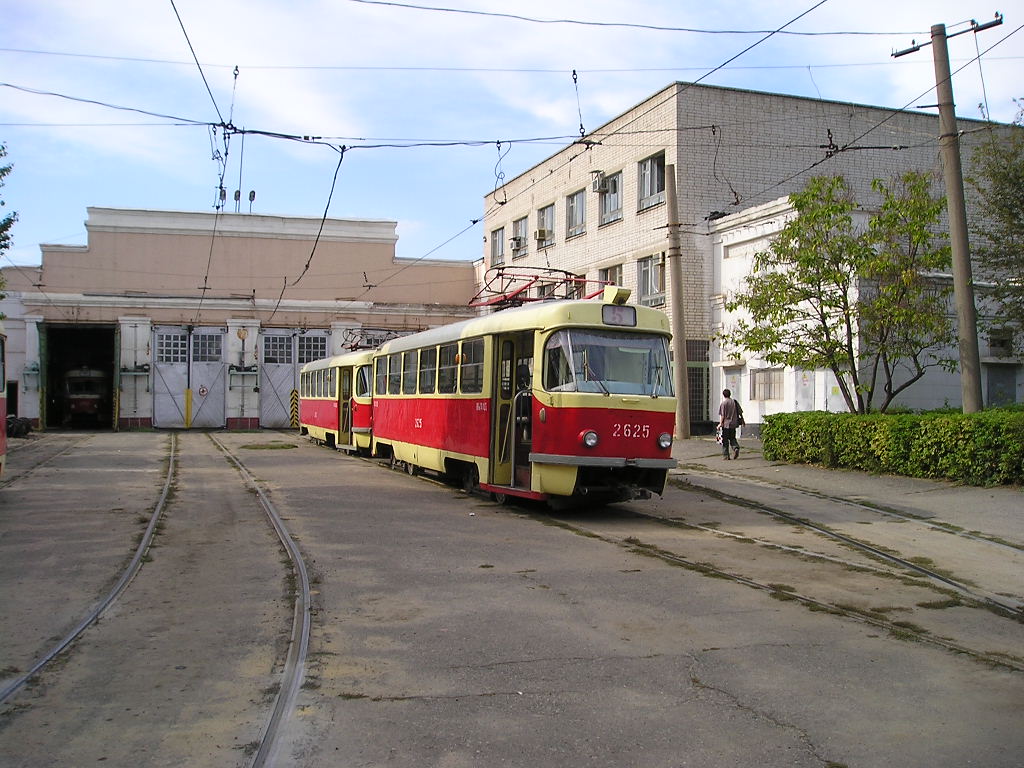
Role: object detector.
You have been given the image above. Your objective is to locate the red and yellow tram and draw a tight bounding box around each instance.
[298,349,374,453]
[302,287,675,503]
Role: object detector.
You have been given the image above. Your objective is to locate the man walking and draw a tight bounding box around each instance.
[718,388,742,460]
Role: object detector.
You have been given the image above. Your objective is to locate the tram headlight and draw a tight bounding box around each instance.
[580,430,599,448]
[657,432,673,449]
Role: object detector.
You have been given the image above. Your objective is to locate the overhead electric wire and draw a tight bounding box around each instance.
[167,0,225,125]
[0,82,209,125]
[343,0,917,36]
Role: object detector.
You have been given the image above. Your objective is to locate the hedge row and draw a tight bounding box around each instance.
[760,409,1024,486]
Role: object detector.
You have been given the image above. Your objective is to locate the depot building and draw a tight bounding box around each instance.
[1,207,479,430]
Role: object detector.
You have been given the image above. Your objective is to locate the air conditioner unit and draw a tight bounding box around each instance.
[509,235,524,250]
[591,172,608,193]
[534,229,553,241]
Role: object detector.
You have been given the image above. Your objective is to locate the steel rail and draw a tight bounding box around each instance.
[207,434,311,768]
[679,466,1023,553]
[532,513,1024,673]
[662,482,1022,617]
[0,433,178,704]
[0,433,92,490]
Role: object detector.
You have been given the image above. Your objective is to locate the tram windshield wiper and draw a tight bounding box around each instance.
[581,348,610,395]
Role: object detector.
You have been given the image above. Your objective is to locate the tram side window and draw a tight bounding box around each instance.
[375,358,387,396]
[438,343,458,394]
[328,367,337,398]
[300,372,307,398]
[460,338,484,394]
[402,351,417,394]
[356,365,372,398]
[419,347,437,394]
[387,353,402,395]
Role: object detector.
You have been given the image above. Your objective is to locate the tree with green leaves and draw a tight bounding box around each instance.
[966,104,1024,354]
[0,143,14,298]
[723,173,954,414]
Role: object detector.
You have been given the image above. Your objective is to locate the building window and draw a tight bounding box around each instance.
[637,253,665,307]
[537,282,555,300]
[490,226,505,266]
[511,217,529,259]
[536,204,554,248]
[297,335,327,364]
[599,264,622,286]
[566,189,585,238]
[989,328,1014,357]
[598,171,622,225]
[192,334,222,362]
[156,333,188,364]
[263,335,293,364]
[638,152,666,211]
[750,368,784,401]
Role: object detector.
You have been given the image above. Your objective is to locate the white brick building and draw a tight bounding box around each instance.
[483,81,1015,428]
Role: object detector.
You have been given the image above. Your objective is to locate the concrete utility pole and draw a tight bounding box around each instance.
[894,17,1000,413]
[931,23,984,413]
[665,164,690,438]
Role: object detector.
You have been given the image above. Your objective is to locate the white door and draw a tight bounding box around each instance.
[152,327,226,428]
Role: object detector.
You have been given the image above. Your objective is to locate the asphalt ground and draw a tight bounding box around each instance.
[0,430,1021,768]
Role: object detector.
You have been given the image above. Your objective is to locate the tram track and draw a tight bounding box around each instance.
[677,465,1024,553]
[0,432,93,490]
[527,511,1024,672]
[208,433,312,768]
[665,480,1023,618]
[0,433,178,705]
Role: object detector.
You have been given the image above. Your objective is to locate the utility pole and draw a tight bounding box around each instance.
[665,164,690,438]
[893,15,1001,413]
[931,23,984,413]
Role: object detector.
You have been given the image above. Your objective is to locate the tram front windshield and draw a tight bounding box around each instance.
[543,329,673,396]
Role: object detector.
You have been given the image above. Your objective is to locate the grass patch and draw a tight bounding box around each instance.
[240,442,297,450]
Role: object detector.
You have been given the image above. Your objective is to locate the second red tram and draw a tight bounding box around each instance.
[370,287,676,502]
[298,350,374,453]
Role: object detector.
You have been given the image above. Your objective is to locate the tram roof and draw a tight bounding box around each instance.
[300,347,373,373]
[377,298,671,356]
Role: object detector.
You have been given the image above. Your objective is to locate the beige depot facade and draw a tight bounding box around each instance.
[481,81,1013,428]
[1,207,478,430]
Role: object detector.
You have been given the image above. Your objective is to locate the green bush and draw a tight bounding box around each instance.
[761,409,1024,485]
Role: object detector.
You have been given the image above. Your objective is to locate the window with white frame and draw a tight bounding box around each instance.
[536,204,555,248]
[263,335,293,364]
[490,226,505,266]
[298,335,327,363]
[750,368,784,401]
[192,334,222,362]
[511,217,529,259]
[566,189,585,238]
[599,264,623,286]
[598,171,622,225]
[638,152,666,211]
[156,333,188,364]
[637,253,665,306]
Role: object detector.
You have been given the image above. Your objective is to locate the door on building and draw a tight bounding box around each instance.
[259,330,329,428]
[986,364,1017,407]
[152,326,226,429]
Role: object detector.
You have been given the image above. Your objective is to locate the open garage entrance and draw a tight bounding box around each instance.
[42,324,117,430]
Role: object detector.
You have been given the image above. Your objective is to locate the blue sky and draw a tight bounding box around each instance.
[2,0,1021,269]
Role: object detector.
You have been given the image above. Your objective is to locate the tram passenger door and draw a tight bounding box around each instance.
[339,367,353,448]
[491,333,533,489]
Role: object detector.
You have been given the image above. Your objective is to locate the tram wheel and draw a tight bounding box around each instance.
[462,464,479,493]
[405,461,418,476]
[491,492,509,505]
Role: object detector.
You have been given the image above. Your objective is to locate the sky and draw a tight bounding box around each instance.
[2,0,1022,271]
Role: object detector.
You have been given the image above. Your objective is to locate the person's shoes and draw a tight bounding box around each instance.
[722,455,730,460]
[733,447,740,459]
